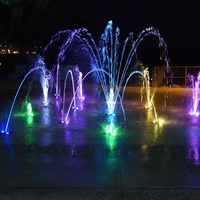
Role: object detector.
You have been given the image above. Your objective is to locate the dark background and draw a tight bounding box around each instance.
[0,0,200,67]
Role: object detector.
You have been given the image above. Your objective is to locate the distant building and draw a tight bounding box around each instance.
[0,44,43,54]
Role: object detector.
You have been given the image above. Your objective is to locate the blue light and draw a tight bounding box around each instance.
[1,129,13,134]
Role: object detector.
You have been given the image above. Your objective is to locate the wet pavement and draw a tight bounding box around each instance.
[1,80,200,199]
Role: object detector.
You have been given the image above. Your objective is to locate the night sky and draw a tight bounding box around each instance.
[0,0,200,66]
[70,0,200,66]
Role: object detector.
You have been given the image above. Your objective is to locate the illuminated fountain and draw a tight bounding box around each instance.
[42,20,170,124]
[76,68,85,101]
[1,20,170,134]
[2,22,200,189]
[89,20,170,125]
[61,69,78,124]
[1,57,53,134]
[189,72,200,116]
[141,67,153,109]
[89,21,170,119]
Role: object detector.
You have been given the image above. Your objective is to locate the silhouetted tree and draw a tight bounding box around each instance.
[0,0,71,52]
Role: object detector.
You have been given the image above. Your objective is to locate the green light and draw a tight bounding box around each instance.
[26,115,34,126]
[101,116,121,136]
[13,101,36,126]
[105,123,118,136]
[27,103,34,116]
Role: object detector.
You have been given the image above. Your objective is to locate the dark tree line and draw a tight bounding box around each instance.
[0,0,84,52]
